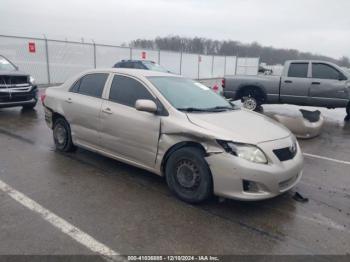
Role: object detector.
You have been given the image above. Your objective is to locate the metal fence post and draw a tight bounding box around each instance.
[179,51,183,75]
[158,50,161,64]
[92,40,97,68]
[130,47,132,60]
[44,35,51,85]
[197,54,200,80]
[224,56,227,76]
[234,56,238,75]
[211,55,214,78]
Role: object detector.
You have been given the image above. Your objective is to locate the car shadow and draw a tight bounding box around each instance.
[46,144,303,244]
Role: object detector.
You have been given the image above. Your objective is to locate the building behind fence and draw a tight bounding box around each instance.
[0,35,260,85]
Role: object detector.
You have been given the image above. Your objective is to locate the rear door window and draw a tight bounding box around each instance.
[288,63,308,78]
[109,75,154,107]
[312,63,341,80]
[74,73,108,98]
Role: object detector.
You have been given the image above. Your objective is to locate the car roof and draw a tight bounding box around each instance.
[82,68,180,78]
[286,60,336,64]
[119,60,156,63]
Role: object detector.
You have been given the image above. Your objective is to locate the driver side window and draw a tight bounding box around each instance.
[109,75,155,107]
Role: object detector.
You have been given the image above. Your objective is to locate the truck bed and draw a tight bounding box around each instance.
[223,74,281,103]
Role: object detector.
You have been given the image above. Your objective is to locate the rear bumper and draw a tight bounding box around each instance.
[0,86,38,108]
[44,106,53,129]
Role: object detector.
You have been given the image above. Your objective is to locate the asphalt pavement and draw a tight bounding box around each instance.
[0,101,349,258]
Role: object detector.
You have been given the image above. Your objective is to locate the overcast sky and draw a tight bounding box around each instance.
[1,0,350,58]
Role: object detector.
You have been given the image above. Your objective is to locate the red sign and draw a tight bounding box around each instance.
[141,51,146,59]
[29,42,36,53]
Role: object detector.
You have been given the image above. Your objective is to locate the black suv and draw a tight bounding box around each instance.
[0,55,38,109]
[113,60,170,73]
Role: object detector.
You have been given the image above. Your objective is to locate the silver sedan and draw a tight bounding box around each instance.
[43,69,303,203]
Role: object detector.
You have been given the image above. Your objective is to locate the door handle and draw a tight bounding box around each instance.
[65,98,72,103]
[284,80,293,84]
[102,107,113,114]
[312,82,321,85]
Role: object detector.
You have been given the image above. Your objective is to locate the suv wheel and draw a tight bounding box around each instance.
[53,118,76,152]
[165,147,212,204]
[345,102,350,121]
[22,101,37,110]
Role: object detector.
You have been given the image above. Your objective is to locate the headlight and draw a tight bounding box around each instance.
[29,76,35,85]
[290,135,298,155]
[217,140,268,164]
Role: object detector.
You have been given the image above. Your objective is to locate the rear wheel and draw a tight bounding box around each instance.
[165,147,212,204]
[53,118,76,152]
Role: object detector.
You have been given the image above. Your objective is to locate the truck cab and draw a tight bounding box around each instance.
[223,60,350,116]
[280,60,349,108]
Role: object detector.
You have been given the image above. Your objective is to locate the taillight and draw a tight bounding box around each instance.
[40,90,46,105]
[221,78,225,89]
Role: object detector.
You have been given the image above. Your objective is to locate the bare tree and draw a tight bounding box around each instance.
[130,36,350,67]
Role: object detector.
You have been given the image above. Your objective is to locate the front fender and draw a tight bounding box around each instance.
[154,117,224,174]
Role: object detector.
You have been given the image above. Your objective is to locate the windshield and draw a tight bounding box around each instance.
[143,61,169,73]
[0,56,17,71]
[148,76,233,112]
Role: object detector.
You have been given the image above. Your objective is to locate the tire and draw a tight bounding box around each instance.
[345,102,350,121]
[22,101,37,110]
[165,147,212,204]
[240,88,264,111]
[53,117,76,152]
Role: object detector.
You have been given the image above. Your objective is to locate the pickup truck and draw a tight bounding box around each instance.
[222,60,350,118]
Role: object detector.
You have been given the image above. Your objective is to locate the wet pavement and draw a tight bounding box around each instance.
[0,100,349,256]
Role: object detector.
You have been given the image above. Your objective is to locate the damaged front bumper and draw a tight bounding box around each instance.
[206,136,303,201]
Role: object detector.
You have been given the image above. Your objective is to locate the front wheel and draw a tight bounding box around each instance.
[345,102,350,121]
[242,95,259,111]
[165,147,213,204]
[53,118,76,152]
[240,89,264,111]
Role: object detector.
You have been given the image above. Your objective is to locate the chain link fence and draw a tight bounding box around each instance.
[0,35,260,85]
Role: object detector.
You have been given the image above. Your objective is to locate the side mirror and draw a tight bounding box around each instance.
[135,99,157,113]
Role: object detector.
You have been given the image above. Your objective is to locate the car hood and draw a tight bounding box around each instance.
[0,70,29,76]
[186,109,291,144]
